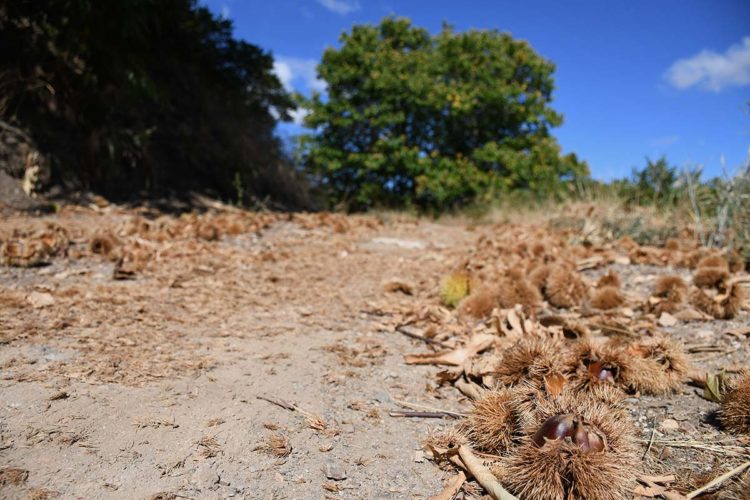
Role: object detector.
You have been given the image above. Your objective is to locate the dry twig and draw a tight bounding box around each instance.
[685,461,750,499]
[457,445,518,500]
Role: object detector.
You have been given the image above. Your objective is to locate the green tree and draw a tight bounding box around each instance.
[1,0,304,205]
[298,17,588,211]
[618,156,679,207]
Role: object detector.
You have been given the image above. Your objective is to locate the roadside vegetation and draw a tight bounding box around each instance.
[2,6,746,256]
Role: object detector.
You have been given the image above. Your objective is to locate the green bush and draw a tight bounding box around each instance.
[298,17,588,212]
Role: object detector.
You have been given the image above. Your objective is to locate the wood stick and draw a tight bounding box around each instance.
[458,445,518,500]
[389,410,454,419]
[686,461,750,499]
[396,325,450,348]
[256,395,296,411]
[388,393,467,418]
[428,471,466,500]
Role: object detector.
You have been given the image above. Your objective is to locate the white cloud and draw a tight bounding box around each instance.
[272,57,325,125]
[316,0,360,15]
[220,4,230,19]
[272,57,326,93]
[650,135,680,147]
[289,108,310,126]
[664,37,750,92]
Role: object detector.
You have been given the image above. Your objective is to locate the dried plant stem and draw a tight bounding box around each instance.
[587,323,636,337]
[396,324,450,348]
[389,410,454,419]
[643,426,657,459]
[256,395,322,422]
[457,445,518,500]
[683,165,706,246]
[389,393,467,418]
[635,439,748,457]
[686,461,750,499]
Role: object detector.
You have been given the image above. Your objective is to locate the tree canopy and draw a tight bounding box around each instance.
[299,17,588,211]
[1,0,303,205]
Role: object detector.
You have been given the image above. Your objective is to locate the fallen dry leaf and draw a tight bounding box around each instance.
[726,326,750,338]
[673,308,711,321]
[634,483,666,497]
[404,333,495,366]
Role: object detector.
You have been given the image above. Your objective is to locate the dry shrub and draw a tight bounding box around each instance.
[195,222,219,241]
[590,286,624,310]
[680,248,712,269]
[147,492,177,500]
[531,241,546,257]
[545,265,589,308]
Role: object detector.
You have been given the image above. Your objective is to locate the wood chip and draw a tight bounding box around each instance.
[428,471,466,500]
[658,312,678,327]
[27,291,55,309]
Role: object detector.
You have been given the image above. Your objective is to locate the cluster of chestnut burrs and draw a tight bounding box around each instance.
[436,326,749,499]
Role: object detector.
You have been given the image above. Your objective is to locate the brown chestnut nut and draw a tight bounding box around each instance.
[532,414,574,447]
[533,414,606,453]
[571,420,606,453]
[588,361,618,382]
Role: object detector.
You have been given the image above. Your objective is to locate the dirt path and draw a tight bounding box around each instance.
[0,209,477,499]
[2,206,749,499]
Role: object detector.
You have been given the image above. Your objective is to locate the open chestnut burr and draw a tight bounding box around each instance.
[532,413,606,453]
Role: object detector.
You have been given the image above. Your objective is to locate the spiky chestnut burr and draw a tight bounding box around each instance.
[720,372,750,435]
[495,387,637,500]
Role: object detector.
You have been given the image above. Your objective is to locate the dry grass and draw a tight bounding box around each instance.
[196,435,222,458]
[0,467,29,486]
[255,432,292,458]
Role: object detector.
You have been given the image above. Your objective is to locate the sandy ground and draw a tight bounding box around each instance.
[0,208,478,499]
[0,205,749,499]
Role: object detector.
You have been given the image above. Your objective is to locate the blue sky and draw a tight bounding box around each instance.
[204,0,750,181]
